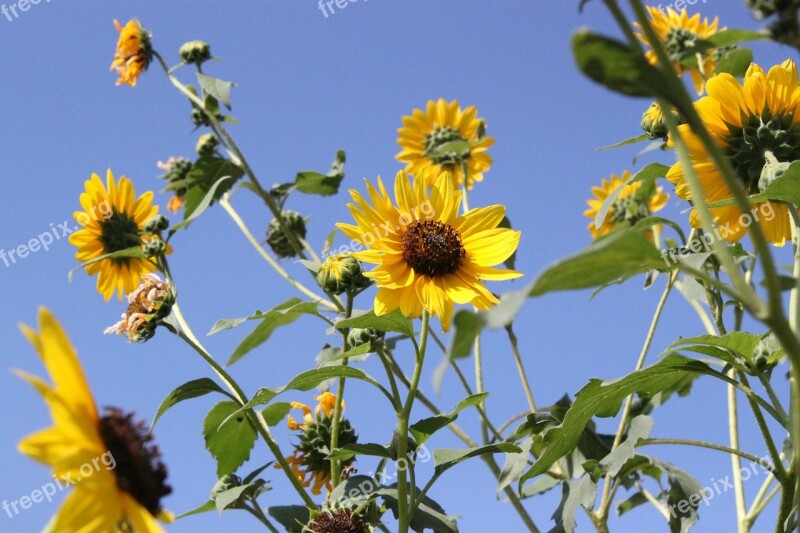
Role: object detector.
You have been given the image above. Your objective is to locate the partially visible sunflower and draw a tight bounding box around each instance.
[666,59,800,245]
[634,7,723,95]
[69,170,161,301]
[584,171,669,239]
[397,99,494,189]
[16,308,172,531]
[283,393,357,495]
[336,171,521,332]
[110,19,153,87]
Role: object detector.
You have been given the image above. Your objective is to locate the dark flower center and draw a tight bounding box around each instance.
[99,210,142,260]
[724,111,800,192]
[307,509,369,533]
[423,126,470,166]
[98,408,171,517]
[401,220,465,278]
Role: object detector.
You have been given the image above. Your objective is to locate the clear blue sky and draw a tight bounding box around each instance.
[0,1,792,532]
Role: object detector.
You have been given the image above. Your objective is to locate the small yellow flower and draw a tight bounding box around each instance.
[337,171,521,332]
[69,169,161,301]
[584,171,669,239]
[666,60,800,245]
[634,7,723,95]
[16,308,172,531]
[397,99,494,189]
[110,19,152,87]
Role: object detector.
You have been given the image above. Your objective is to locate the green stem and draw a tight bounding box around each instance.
[728,369,748,532]
[330,293,355,487]
[739,373,789,482]
[507,325,537,412]
[638,439,780,477]
[787,204,800,526]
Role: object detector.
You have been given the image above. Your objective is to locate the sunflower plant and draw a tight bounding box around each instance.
[17,3,800,532]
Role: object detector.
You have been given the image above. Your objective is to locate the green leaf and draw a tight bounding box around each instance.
[203,401,258,477]
[151,378,226,431]
[573,31,676,101]
[551,476,597,533]
[267,505,309,533]
[617,492,648,517]
[180,157,244,221]
[176,500,215,519]
[433,443,521,476]
[597,133,650,151]
[594,163,669,231]
[497,437,534,499]
[67,246,147,283]
[669,332,762,360]
[519,355,715,487]
[378,485,459,533]
[599,415,653,476]
[327,442,391,462]
[714,47,753,78]
[197,73,235,110]
[294,150,346,196]
[448,311,484,360]
[317,342,375,365]
[409,392,489,445]
[528,229,664,296]
[214,484,253,513]
[700,29,768,48]
[336,309,414,337]
[329,475,381,506]
[212,299,321,365]
[261,402,292,426]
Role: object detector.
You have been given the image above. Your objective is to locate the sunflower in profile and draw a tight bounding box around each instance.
[336,171,521,332]
[584,171,669,239]
[110,19,153,86]
[634,7,722,95]
[397,99,494,189]
[69,170,161,301]
[16,308,172,531]
[666,60,799,245]
[283,393,357,495]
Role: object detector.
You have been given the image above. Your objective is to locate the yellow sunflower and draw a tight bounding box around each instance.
[584,171,669,239]
[634,7,723,95]
[666,60,799,245]
[336,171,521,332]
[69,170,160,301]
[283,393,356,495]
[110,19,152,87]
[397,99,494,190]
[16,308,172,531]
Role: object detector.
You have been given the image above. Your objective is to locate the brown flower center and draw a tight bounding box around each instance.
[98,408,171,517]
[307,509,369,533]
[401,220,465,278]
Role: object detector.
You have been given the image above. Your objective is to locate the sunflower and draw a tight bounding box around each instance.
[634,7,723,95]
[16,308,172,532]
[666,60,800,245]
[336,171,521,332]
[397,99,494,190]
[110,19,152,87]
[584,171,669,239]
[69,170,161,301]
[283,393,357,495]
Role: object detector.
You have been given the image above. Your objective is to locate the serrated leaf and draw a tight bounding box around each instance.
[197,72,235,110]
[529,229,664,296]
[519,355,715,487]
[497,437,533,499]
[151,378,226,430]
[261,402,292,426]
[551,475,597,533]
[599,415,653,476]
[409,393,489,445]
[336,309,414,337]
[203,401,257,477]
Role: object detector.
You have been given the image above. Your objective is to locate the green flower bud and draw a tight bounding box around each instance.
[316,253,371,295]
[346,327,383,348]
[179,40,212,65]
[142,215,170,235]
[143,238,168,258]
[195,133,219,156]
[758,151,791,193]
[640,102,684,140]
[266,211,307,258]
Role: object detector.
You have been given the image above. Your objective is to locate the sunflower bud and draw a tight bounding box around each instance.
[316,254,371,295]
[143,215,170,235]
[179,40,212,65]
[196,133,219,157]
[640,102,684,140]
[758,151,791,192]
[144,238,168,258]
[105,274,175,342]
[346,327,383,348]
[745,0,793,19]
[266,210,307,258]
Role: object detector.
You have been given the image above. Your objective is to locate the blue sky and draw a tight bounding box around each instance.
[0,1,794,532]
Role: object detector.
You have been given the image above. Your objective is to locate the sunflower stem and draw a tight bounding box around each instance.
[637,439,780,476]
[507,324,537,413]
[330,292,355,488]
[219,197,340,312]
[397,311,430,533]
[786,204,800,526]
